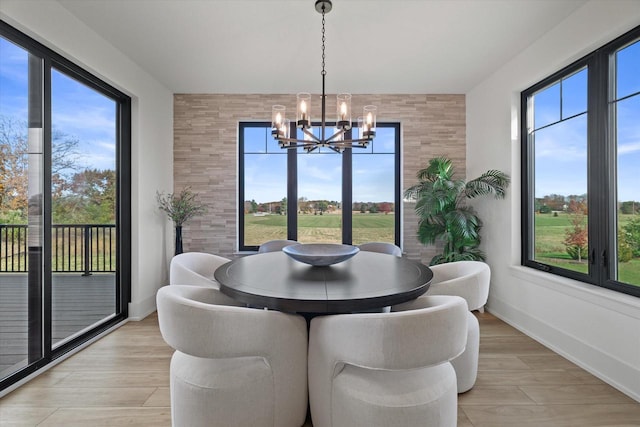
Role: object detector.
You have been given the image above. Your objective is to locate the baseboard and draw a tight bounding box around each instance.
[128,293,157,320]
[488,296,640,403]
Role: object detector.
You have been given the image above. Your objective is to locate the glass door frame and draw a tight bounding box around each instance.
[0,20,131,392]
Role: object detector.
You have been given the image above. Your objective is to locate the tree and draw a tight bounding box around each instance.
[563,200,588,262]
[620,201,639,215]
[1,115,81,220]
[53,169,116,223]
[379,202,392,215]
[317,200,328,214]
[539,204,552,214]
[280,197,287,215]
[542,194,566,211]
[404,156,510,265]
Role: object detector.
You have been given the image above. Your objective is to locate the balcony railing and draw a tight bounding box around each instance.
[0,224,116,274]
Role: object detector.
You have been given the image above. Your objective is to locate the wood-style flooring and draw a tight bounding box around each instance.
[1,311,639,426]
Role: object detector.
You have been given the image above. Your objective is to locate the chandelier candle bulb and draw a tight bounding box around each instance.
[363,105,377,139]
[297,93,311,128]
[279,119,290,143]
[337,93,352,129]
[271,105,286,138]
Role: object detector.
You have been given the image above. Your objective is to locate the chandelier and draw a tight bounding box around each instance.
[271,0,377,153]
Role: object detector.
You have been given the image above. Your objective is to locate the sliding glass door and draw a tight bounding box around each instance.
[0,22,130,391]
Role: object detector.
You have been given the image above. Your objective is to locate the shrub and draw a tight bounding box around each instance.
[621,217,640,258]
[618,230,633,263]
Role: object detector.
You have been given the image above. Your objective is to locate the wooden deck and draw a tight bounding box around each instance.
[0,273,116,378]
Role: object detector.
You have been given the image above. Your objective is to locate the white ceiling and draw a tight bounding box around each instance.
[57,0,587,94]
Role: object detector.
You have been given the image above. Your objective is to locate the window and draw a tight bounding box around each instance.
[0,21,131,391]
[239,122,400,251]
[522,25,640,297]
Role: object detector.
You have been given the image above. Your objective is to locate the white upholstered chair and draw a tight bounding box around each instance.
[169,252,230,289]
[308,295,468,427]
[156,285,308,427]
[394,295,480,393]
[426,260,491,312]
[257,239,299,253]
[357,241,402,257]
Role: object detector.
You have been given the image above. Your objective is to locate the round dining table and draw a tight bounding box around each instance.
[214,250,433,314]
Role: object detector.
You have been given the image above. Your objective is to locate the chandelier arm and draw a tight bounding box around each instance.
[279,141,320,150]
[302,128,320,143]
[323,128,346,143]
[329,142,369,148]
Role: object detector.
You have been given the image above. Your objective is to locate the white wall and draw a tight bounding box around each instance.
[0,1,174,319]
[467,0,640,401]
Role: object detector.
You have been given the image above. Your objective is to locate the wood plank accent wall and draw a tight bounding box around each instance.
[173,94,465,263]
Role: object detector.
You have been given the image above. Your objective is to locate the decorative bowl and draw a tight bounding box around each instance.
[282,243,359,266]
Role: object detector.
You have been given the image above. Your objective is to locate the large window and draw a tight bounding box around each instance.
[522,25,640,297]
[0,21,131,391]
[239,122,400,251]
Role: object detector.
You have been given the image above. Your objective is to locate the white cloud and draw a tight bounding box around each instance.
[618,141,640,155]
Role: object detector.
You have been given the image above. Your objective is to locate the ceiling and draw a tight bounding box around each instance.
[57,0,587,94]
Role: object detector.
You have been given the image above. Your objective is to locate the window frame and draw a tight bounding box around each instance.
[0,20,131,391]
[521,25,640,298]
[238,121,401,252]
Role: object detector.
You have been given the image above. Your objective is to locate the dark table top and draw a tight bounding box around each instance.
[214,251,433,313]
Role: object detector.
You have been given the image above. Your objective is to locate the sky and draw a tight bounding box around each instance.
[532,40,640,202]
[2,34,638,204]
[0,37,116,173]
[243,126,396,204]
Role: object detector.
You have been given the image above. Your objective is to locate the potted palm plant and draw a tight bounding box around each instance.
[404,156,510,265]
[156,187,207,255]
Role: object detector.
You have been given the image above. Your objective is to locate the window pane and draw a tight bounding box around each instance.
[371,126,395,153]
[297,153,342,243]
[0,36,33,381]
[562,68,587,118]
[616,40,640,100]
[244,126,268,153]
[615,95,640,287]
[352,154,395,245]
[532,114,588,273]
[51,68,117,348]
[243,152,287,246]
[533,82,560,130]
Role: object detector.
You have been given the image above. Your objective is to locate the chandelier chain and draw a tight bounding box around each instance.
[321,9,326,76]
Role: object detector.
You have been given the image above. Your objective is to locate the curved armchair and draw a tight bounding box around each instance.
[169,252,230,289]
[308,295,467,427]
[157,285,308,427]
[394,295,480,393]
[258,239,299,254]
[426,260,491,312]
[357,242,402,257]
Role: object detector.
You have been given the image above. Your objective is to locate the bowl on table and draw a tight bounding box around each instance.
[282,243,359,266]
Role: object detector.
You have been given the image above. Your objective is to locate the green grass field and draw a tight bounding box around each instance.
[534,213,640,286]
[244,212,395,246]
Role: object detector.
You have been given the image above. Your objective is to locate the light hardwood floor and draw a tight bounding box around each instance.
[1,311,639,426]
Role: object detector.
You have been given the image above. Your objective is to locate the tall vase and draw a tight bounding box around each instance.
[175,225,183,256]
